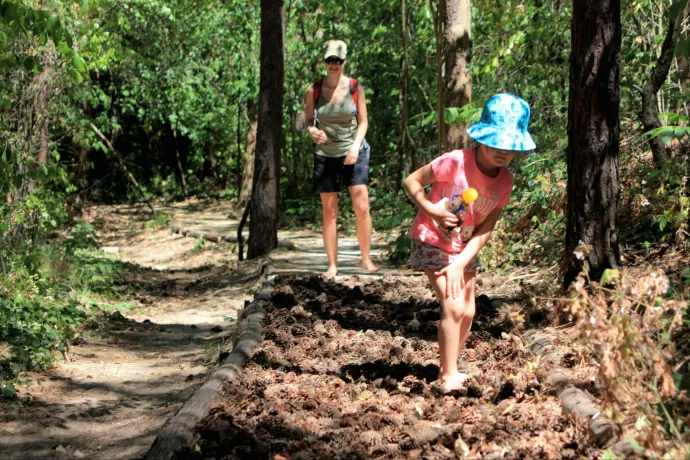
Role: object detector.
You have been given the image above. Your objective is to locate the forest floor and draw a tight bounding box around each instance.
[5,199,681,459]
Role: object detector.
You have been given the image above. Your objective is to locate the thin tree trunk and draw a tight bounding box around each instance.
[429,0,446,153]
[173,129,188,196]
[565,0,621,286]
[396,0,411,191]
[236,103,242,197]
[248,0,285,259]
[641,2,684,165]
[239,102,258,208]
[443,0,472,150]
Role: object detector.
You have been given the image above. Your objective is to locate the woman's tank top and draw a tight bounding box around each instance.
[314,82,358,158]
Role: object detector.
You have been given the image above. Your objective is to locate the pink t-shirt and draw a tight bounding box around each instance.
[410,148,514,253]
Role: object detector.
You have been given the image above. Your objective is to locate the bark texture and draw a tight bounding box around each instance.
[565,0,621,286]
[239,102,258,208]
[248,0,284,259]
[640,3,684,165]
[443,0,472,150]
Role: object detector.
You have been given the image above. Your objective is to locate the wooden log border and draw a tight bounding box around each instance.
[522,329,621,448]
[145,261,276,460]
[167,221,296,250]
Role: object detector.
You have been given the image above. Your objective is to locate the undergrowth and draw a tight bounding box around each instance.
[0,222,123,398]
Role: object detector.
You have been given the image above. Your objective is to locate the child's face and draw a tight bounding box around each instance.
[480,144,517,168]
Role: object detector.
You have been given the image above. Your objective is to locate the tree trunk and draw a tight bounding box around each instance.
[396,0,412,191]
[565,0,621,287]
[640,2,684,165]
[443,0,472,150]
[239,101,258,208]
[248,0,284,259]
[429,0,446,153]
[173,129,188,197]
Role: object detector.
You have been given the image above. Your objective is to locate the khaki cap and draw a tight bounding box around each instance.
[323,40,347,60]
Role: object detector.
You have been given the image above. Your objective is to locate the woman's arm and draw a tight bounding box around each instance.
[305,85,327,144]
[344,83,369,165]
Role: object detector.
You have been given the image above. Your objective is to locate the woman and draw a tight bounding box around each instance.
[305,40,379,278]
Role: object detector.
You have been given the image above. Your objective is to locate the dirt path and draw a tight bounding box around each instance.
[0,200,412,459]
[0,204,264,459]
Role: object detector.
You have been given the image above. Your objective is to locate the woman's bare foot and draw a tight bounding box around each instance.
[438,373,468,392]
[361,259,380,273]
[322,265,338,279]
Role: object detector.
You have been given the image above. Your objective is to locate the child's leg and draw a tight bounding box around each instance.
[457,271,476,357]
[425,269,476,387]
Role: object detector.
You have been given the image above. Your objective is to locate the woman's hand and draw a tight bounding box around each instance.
[435,261,465,299]
[343,145,359,165]
[310,128,328,144]
[427,197,459,229]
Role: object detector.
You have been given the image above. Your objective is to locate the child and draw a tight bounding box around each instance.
[403,93,536,391]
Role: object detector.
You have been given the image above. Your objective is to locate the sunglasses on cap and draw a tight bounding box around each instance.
[325,57,344,65]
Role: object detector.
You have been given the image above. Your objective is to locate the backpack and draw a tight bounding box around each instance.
[313,78,359,124]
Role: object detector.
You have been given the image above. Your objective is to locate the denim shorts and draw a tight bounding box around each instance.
[313,141,370,194]
[410,240,480,272]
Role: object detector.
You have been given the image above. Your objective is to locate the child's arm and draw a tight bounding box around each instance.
[435,207,504,299]
[404,165,458,228]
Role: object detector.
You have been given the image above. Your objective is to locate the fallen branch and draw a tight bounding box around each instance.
[145,259,275,460]
[523,329,620,447]
[89,122,156,218]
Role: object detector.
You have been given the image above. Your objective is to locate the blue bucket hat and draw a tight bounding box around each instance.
[466,93,536,151]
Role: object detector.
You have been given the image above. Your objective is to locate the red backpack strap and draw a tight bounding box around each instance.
[313,78,323,105]
[349,78,358,106]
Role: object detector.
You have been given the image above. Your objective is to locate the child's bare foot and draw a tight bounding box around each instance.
[322,265,338,279]
[438,373,468,392]
[361,259,380,273]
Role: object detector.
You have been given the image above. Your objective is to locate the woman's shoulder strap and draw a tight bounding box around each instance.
[313,78,324,104]
[349,78,358,105]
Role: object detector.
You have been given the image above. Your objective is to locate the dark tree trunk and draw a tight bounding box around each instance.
[443,0,472,150]
[565,0,621,287]
[248,0,284,259]
[239,101,258,208]
[640,3,684,166]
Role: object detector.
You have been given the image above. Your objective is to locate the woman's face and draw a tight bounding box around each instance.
[324,56,345,75]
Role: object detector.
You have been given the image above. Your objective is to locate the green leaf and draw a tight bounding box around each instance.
[673,126,686,140]
[68,68,83,83]
[659,218,668,232]
[600,269,619,285]
[660,127,674,144]
[71,54,86,72]
[47,15,60,31]
[1,383,16,399]
[670,0,689,22]
[629,439,645,452]
[421,111,437,127]
[601,449,616,460]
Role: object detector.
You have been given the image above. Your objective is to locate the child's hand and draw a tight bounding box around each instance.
[435,261,465,299]
[427,198,459,229]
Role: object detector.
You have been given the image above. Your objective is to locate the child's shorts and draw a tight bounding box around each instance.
[410,240,480,272]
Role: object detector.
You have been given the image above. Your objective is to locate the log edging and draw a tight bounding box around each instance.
[522,329,621,447]
[167,221,296,250]
[145,260,276,460]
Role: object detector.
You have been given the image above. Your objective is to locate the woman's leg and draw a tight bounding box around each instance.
[320,192,339,278]
[425,268,476,390]
[348,184,379,272]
